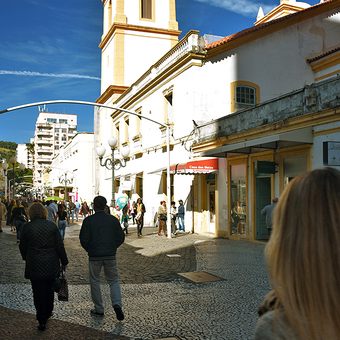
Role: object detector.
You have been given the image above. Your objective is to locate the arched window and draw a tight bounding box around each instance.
[230,81,260,112]
[235,85,256,105]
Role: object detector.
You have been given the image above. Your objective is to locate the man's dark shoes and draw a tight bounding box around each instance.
[113,305,124,321]
[90,309,104,316]
[38,323,46,331]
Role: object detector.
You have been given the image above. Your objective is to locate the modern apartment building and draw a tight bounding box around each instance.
[17,141,34,170]
[33,108,77,188]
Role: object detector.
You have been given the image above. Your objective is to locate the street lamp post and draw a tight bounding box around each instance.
[59,170,74,200]
[96,137,130,209]
[1,161,9,200]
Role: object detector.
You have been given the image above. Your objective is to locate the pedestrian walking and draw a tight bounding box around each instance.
[6,199,15,231]
[171,201,177,236]
[131,201,137,224]
[68,200,76,223]
[158,200,167,236]
[10,199,28,243]
[121,206,131,234]
[45,201,56,222]
[255,168,340,340]
[79,196,125,321]
[74,200,80,221]
[81,201,89,219]
[136,198,145,236]
[50,201,58,214]
[89,202,94,215]
[56,204,69,239]
[19,202,68,331]
[260,197,278,237]
[177,199,185,232]
[0,198,7,232]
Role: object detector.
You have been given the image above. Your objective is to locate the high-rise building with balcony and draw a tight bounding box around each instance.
[17,142,34,170]
[33,108,77,188]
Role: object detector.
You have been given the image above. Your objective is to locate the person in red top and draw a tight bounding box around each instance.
[81,201,89,219]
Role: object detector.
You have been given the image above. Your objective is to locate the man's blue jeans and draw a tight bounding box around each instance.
[74,208,79,221]
[68,210,74,223]
[89,259,122,313]
[178,216,185,231]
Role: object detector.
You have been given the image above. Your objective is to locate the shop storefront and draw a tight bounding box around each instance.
[202,128,313,241]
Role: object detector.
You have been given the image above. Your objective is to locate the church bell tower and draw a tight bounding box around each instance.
[97,0,181,103]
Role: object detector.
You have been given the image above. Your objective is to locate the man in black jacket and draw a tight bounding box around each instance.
[79,195,125,320]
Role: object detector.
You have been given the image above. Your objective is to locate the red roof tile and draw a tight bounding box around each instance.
[206,0,338,50]
[306,46,340,63]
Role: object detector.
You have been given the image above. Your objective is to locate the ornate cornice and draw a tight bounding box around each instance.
[95,85,129,104]
[99,23,181,50]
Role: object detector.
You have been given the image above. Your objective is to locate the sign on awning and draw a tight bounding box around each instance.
[170,158,218,175]
[254,161,276,174]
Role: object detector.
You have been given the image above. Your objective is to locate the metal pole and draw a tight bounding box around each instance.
[111,147,115,208]
[167,125,171,239]
[12,163,15,200]
[64,173,67,201]
[4,171,7,201]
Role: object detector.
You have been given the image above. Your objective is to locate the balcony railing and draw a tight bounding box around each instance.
[36,123,53,129]
[37,147,53,154]
[125,31,205,99]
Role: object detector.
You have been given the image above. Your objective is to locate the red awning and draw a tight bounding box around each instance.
[170,158,219,175]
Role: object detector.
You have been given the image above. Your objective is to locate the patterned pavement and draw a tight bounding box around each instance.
[0,219,270,339]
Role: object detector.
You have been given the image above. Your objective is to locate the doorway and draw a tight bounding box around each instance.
[256,177,271,240]
[207,182,215,233]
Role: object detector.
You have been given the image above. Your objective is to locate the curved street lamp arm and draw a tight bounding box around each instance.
[0,100,168,128]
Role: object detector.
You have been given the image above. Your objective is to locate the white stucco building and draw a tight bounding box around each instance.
[33,108,77,189]
[95,0,340,239]
[17,143,33,170]
[47,133,94,203]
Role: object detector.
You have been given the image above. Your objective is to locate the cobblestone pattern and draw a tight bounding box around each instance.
[0,221,270,339]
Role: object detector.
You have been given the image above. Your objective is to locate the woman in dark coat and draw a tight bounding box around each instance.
[6,199,15,231]
[10,199,28,243]
[19,202,68,331]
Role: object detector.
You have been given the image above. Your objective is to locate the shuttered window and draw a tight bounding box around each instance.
[141,0,152,19]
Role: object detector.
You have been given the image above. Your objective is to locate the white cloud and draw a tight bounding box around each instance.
[194,0,275,17]
[0,70,100,81]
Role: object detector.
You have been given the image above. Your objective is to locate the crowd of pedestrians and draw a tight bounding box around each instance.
[3,168,339,338]
[0,197,95,242]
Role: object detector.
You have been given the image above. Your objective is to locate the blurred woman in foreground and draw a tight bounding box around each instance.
[254,167,340,339]
[19,202,68,331]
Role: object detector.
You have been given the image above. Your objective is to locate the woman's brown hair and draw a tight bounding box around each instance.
[266,167,340,339]
[28,202,48,220]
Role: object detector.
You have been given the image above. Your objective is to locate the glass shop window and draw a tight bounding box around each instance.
[230,163,247,236]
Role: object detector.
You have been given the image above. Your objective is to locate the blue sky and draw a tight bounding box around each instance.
[0,0,320,145]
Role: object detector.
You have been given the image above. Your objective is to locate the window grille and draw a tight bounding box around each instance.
[235,86,256,105]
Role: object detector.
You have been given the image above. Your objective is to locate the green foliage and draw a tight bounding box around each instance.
[0,147,16,164]
[26,142,35,155]
[0,141,17,150]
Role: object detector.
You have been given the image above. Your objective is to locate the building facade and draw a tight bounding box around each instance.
[17,143,34,170]
[95,0,340,236]
[33,108,77,189]
[48,133,95,203]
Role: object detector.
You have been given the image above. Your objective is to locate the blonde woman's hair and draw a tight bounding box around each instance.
[266,167,340,339]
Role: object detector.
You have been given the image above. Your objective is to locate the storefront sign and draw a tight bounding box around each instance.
[170,158,219,175]
[254,161,276,174]
[323,141,340,166]
[121,180,132,190]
